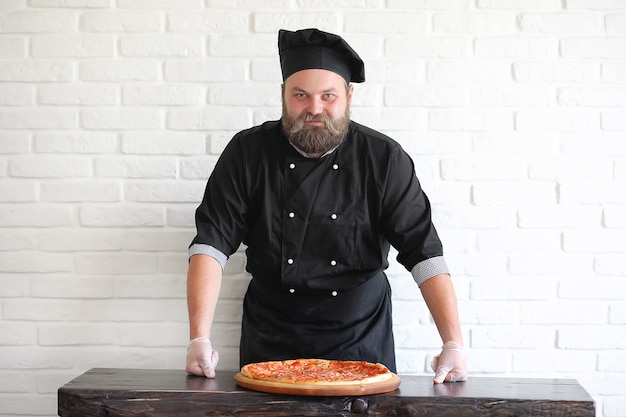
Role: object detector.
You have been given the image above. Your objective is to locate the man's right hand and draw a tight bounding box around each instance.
[186,336,219,378]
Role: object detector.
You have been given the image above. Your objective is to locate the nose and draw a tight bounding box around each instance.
[306,97,324,115]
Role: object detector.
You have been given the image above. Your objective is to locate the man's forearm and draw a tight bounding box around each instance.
[187,254,223,340]
[420,273,463,345]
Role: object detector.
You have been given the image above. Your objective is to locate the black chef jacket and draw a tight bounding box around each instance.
[190,119,446,372]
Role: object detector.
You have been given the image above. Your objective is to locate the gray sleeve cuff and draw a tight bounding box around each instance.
[411,256,450,287]
[188,243,228,270]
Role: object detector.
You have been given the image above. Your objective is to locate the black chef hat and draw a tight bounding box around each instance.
[278,28,365,83]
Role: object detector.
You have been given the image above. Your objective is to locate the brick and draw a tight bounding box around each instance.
[518,206,601,229]
[477,230,561,253]
[75,253,159,275]
[37,229,124,251]
[116,276,185,298]
[0,347,73,369]
[519,13,602,33]
[9,156,91,178]
[558,87,626,107]
[598,350,626,372]
[124,230,192,252]
[521,301,607,324]
[95,157,177,178]
[80,60,160,81]
[434,206,514,229]
[609,302,626,324]
[477,0,561,8]
[512,349,597,372]
[430,108,512,131]
[0,230,35,251]
[250,59,283,82]
[558,325,626,349]
[0,10,77,33]
[346,12,427,33]
[0,36,26,58]
[513,61,599,83]
[602,62,626,83]
[529,156,612,180]
[40,180,121,202]
[31,35,115,58]
[561,37,626,59]
[165,59,247,82]
[39,323,118,345]
[471,85,550,107]
[81,108,164,130]
[120,35,203,57]
[81,11,162,32]
[3,299,81,320]
[0,108,76,129]
[253,12,340,33]
[467,349,512,373]
[560,277,626,299]
[0,371,35,393]
[603,110,626,130]
[427,60,511,83]
[124,181,205,203]
[559,132,626,156]
[388,0,470,9]
[30,0,112,6]
[123,84,205,106]
[167,10,248,33]
[0,205,74,227]
[565,0,626,9]
[119,323,188,346]
[38,84,118,105]
[79,204,165,227]
[560,180,626,204]
[509,253,593,275]
[604,205,626,227]
[211,83,280,106]
[117,0,202,7]
[180,157,217,180]
[515,109,599,131]
[209,34,276,57]
[31,276,115,298]
[121,132,205,155]
[166,205,196,227]
[472,325,557,348]
[35,132,117,154]
[168,107,251,130]
[386,35,469,58]
[470,276,558,300]
[0,321,37,346]
[385,85,466,107]
[475,37,557,58]
[441,156,525,180]
[0,132,30,154]
[564,230,626,252]
[0,60,74,82]
[0,180,36,202]
[473,181,556,206]
[460,300,519,324]
[472,132,558,155]
[434,12,516,33]
[83,299,186,321]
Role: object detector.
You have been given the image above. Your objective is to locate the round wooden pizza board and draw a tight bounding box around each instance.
[234,372,401,396]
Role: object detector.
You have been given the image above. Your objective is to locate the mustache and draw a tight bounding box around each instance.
[287,112,342,135]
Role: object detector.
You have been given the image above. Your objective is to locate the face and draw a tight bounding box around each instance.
[282,69,353,157]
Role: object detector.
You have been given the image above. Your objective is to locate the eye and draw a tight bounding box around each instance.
[294,93,307,99]
[323,93,336,100]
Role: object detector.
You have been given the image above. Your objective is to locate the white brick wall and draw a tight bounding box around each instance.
[0,2,624,416]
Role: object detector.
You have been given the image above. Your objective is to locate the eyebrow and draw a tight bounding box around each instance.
[290,86,339,94]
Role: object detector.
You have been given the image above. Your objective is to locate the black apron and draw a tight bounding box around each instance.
[240,270,397,373]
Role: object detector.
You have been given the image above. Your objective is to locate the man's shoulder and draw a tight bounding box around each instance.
[236,119,282,140]
[348,121,402,151]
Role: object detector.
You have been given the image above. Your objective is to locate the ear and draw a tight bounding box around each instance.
[347,83,354,102]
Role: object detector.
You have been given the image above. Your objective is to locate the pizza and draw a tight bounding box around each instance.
[240,358,393,386]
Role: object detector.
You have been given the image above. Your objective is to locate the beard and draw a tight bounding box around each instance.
[281,101,351,156]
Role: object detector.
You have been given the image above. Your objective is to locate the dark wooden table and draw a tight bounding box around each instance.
[58,368,595,416]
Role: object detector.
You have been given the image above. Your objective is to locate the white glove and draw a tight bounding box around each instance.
[186,336,219,378]
[430,341,467,384]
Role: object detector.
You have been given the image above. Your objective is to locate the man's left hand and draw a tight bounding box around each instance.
[430,341,467,384]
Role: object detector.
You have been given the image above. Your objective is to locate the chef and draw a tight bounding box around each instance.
[186,28,467,384]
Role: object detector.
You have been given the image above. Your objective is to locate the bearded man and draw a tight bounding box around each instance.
[185,28,467,384]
